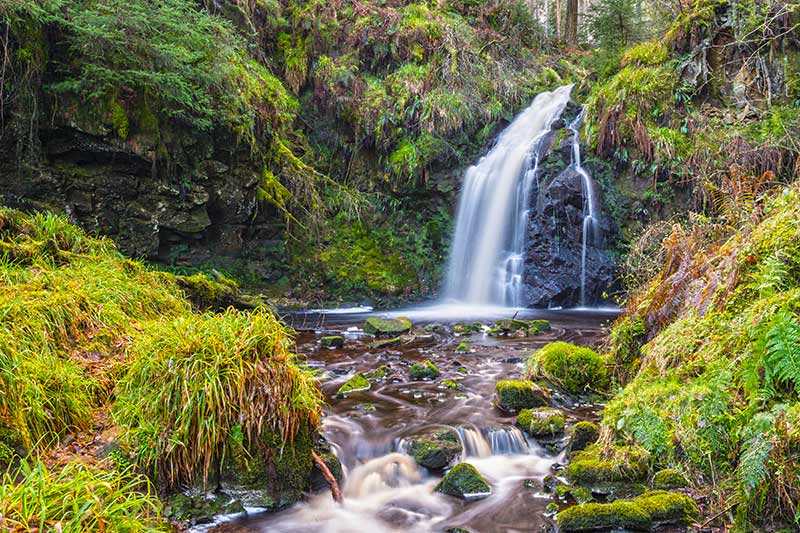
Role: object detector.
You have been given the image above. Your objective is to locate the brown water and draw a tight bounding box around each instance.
[215,309,615,533]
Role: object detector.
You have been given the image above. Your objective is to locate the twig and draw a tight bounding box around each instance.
[312,450,343,503]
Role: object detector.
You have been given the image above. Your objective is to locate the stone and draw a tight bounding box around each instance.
[321,335,345,348]
[336,373,370,396]
[408,430,462,470]
[363,317,412,336]
[495,379,550,412]
[435,463,491,500]
[409,359,440,380]
[517,408,566,437]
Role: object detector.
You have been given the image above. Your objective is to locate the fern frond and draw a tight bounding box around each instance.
[764,311,800,390]
[737,433,772,495]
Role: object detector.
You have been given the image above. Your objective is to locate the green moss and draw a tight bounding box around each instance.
[363,317,413,336]
[164,492,244,525]
[635,490,699,524]
[441,379,461,390]
[409,359,440,380]
[495,379,550,412]
[621,40,669,67]
[108,97,129,139]
[528,342,609,395]
[516,408,565,437]
[569,421,600,453]
[409,430,462,470]
[364,365,390,380]
[435,462,491,500]
[321,335,345,348]
[173,272,246,311]
[337,373,371,396]
[652,468,689,490]
[556,500,651,531]
[566,444,650,485]
[369,336,402,349]
[455,340,471,353]
[608,315,646,383]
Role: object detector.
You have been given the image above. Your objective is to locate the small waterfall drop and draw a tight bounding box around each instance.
[567,109,600,306]
[456,426,530,457]
[443,85,574,307]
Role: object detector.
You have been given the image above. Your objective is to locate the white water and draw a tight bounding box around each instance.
[443,85,574,308]
[567,109,599,306]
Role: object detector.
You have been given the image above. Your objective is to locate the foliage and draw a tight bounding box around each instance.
[587,0,646,50]
[114,309,322,489]
[0,459,167,532]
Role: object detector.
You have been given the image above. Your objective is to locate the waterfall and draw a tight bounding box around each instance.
[567,109,600,306]
[456,426,530,457]
[443,85,574,307]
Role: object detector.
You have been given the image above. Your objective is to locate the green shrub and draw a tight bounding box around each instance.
[114,309,322,488]
[528,342,609,394]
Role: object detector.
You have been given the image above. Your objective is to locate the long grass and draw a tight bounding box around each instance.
[0,459,167,532]
[114,308,323,489]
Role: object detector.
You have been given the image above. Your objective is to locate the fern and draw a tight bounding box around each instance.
[764,311,800,391]
[737,433,773,495]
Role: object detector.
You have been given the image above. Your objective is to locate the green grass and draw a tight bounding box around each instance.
[0,459,168,532]
[114,309,323,489]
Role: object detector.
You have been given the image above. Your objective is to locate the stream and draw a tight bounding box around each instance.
[214,307,617,532]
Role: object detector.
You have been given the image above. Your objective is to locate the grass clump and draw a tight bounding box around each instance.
[0,459,167,531]
[495,379,550,412]
[114,309,322,489]
[527,342,609,395]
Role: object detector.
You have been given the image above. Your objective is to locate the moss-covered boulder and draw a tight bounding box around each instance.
[566,444,650,486]
[488,319,551,337]
[516,408,565,437]
[363,317,412,336]
[435,463,491,500]
[409,359,440,380]
[527,341,609,394]
[408,430,462,470]
[495,379,550,412]
[455,340,471,353]
[321,335,345,348]
[568,421,600,453]
[369,336,401,349]
[556,490,699,531]
[453,322,483,334]
[336,373,371,396]
[652,468,688,490]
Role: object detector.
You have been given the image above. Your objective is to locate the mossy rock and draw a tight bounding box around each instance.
[321,335,345,348]
[409,359,440,380]
[408,430,462,470]
[455,340,471,353]
[516,408,565,437]
[175,273,256,312]
[568,421,600,453]
[555,483,594,504]
[363,317,412,336]
[526,319,551,335]
[309,449,344,492]
[435,463,491,500]
[164,492,245,526]
[566,444,650,485]
[364,365,390,380]
[369,336,401,349]
[652,468,688,490]
[453,322,484,334]
[336,373,371,396]
[556,490,698,531]
[495,379,550,412]
[556,499,651,531]
[441,378,461,390]
[489,319,551,337]
[528,341,609,395]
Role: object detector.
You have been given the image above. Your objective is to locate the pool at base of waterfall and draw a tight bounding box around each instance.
[208,310,611,533]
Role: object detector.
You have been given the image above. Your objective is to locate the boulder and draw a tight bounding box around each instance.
[435,463,491,500]
[516,408,565,437]
[363,317,413,336]
[495,379,550,412]
[321,335,345,349]
[409,360,440,380]
[408,430,462,470]
[556,490,699,531]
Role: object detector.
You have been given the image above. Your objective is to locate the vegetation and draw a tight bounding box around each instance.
[435,462,492,499]
[516,408,566,437]
[409,359,440,380]
[556,490,698,531]
[495,379,550,412]
[527,342,609,394]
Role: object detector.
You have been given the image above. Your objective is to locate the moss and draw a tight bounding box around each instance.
[164,492,244,525]
[652,468,689,490]
[108,97,130,139]
[621,40,669,67]
[528,342,609,395]
[516,408,565,437]
[608,316,646,384]
[635,490,699,524]
[453,322,484,334]
[527,319,551,335]
[566,444,650,485]
[364,365,390,380]
[369,336,402,349]
[455,340,471,353]
[321,335,345,348]
[488,318,549,337]
[568,421,600,453]
[495,379,550,412]
[556,499,651,531]
[441,378,461,390]
[336,373,371,396]
[409,359,440,380]
[174,272,248,311]
[363,317,413,336]
[409,430,462,470]
[435,462,491,500]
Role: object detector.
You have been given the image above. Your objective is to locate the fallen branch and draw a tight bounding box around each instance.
[312,450,343,503]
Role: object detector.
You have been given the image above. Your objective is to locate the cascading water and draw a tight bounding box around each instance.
[443,85,574,307]
[567,109,600,306]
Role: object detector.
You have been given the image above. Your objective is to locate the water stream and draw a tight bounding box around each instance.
[215,311,611,532]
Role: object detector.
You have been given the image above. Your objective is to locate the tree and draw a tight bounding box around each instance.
[588,0,644,50]
[565,0,579,44]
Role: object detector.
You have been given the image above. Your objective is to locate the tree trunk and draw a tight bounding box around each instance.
[554,0,562,40]
[565,0,578,45]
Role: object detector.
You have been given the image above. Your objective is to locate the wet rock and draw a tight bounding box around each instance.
[556,490,699,531]
[363,317,413,337]
[321,335,345,349]
[516,407,565,437]
[452,322,484,335]
[565,444,649,486]
[652,468,689,490]
[440,379,462,391]
[455,340,471,353]
[336,373,371,396]
[164,492,245,526]
[488,319,551,337]
[568,421,599,453]
[364,365,391,381]
[423,323,450,335]
[409,359,440,380]
[408,430,462,470]
[495,379,550,413]
[435,463,491,500]
[369,336,401,349]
